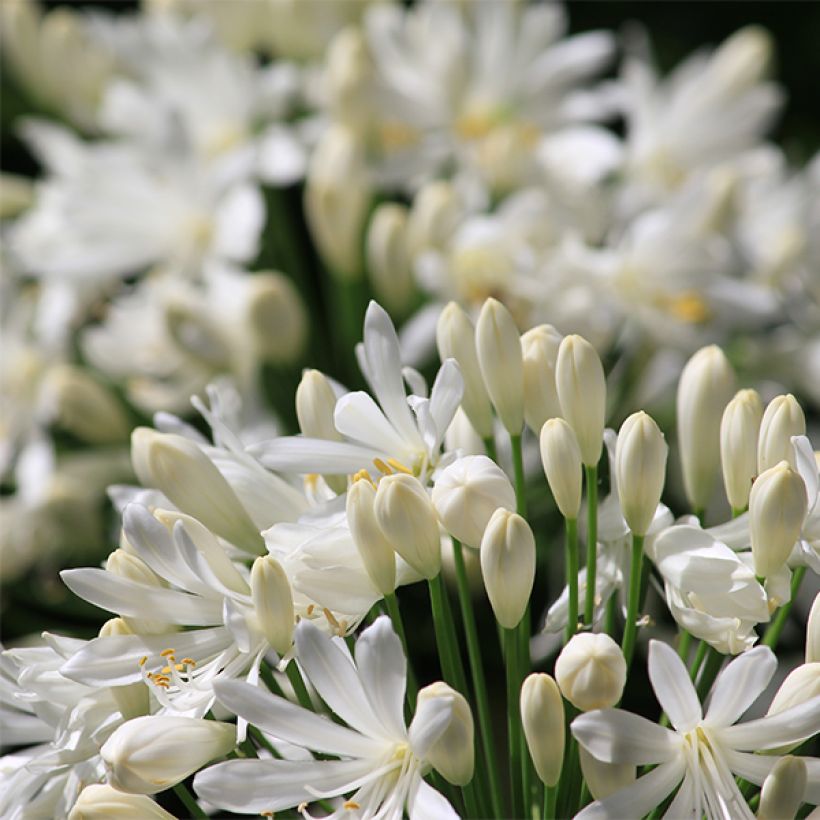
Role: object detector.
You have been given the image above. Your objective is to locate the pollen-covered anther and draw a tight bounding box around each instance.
[386,458,412,475]
[323,607,344,635]
[180,658,196,667]
[160,648,176,658]
[352,468,375,487]
[373,458,393,476]
[138,656,148,667]
[306,604,315,616]
[343,801,361,811]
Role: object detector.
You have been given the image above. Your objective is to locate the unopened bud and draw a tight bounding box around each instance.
[432,455,515,548]
[749,461,807,577]
[374,473,441,579]
[296,370,341,441]
[555,633,626,711]
[164,300,231,368]
[539,418,583,520]
[615,411,668,537]
[768,663,820,718]
[407,181,461,255]
[475,298,524,435]
[758,394,806,473]
[720,388,763,511]
[521,324,563,434]
[98,618,149,721]
[445,407,485,455]
[578,746,636,801]
[436,302,493,438]
[346,478,396,594]
[758,756,807,820]
[712,26,772,93]
[131,428,264,554]
[245,271,307,364]
[676,345,736,510]
[366,204,414,313]
[106,549,162,587]
[415,682,474,786]
[807,593,820,664]
[480,508,536,628]
[68,784,175,819]
[101,715,235,794]
[520,673,564,787]
[326,26,372,125]
[250,554,294,655]
[556,335,606,467]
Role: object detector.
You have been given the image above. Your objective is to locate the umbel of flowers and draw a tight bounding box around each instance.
[2,297,818,819]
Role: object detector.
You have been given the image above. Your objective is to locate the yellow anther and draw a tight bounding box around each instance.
[160,648,176,658]
[352,468,375,487]
[154,681,170,689]
[305,473,320,489]
[306,604,315,616]
[138,656,148,667]
[180,658,196,667]
[260,812,274,818]
[343,801,361,811]
[386,458,412,475]
[161,666,172,675]
[323,608,341,631]
[373,458,393,476]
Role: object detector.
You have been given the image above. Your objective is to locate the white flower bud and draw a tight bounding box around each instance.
[480,508,536,628]
[250,554,295,655]
[521,324,563,435]
[578,746,636,801]
[475,298,524,435]
[676,345,736,511]
[555,335,606,467]
[407,181,461,255]
[245,271,307,365]
[68,784,175,819]
[374,473,441,580]
[758,394,806,473]
[444,407,485,456]
[106,549,163,587]
[101,715,235,794]
[436,302,494,438]
[749,461,807,577]
[758,756,806,820]
[539,418,583,520]
[720,388,763,511]
[98,618,149,721]
[346,478,397,595]
[768,663,820,717]
[304,125,371,280]
[131,428,263,555]
[807,593,820,664]
[41,365,130,444]
[615,411,668,537]
[164,300,231,368]
[295,370,341,441]
[555,633,626,712]
[712,26,772,93]
[432,455,515,548]
[366,203,414,313]
[520,673,564,787]
[415,682,474,786]
[326,26,372,126]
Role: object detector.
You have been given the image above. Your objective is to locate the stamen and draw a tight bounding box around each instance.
[323,608,342,634]
[373,458,393,476]
[180,658,196,666]
[386,458,412,475]
[352,468,375,487]
[160,648,176,658]
[343,801,360,810]
[306,604,315,616]
[138,656,148,667]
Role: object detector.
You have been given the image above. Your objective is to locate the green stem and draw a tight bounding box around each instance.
[259,660,284,697]
[604,593,618,639]
[248,725,279,758]
[695,646,725,702]
[689,640,708,681]
[172,782,207,819]
[584,465,599,626]
[762,566,807,649]
[677,628,692,661]
[511,433,527,517]
[384,592,418,712]
[483,434,498,463]
[621,533,645,668]
[504,626,523,819]
[543,784,557,819]
[452,541,504,819]
[428,574,469,696]
[286,660,313,711]
[565,517,579,643]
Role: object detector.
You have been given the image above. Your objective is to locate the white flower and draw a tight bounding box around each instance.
[572,641,820,819]
[194,616,460,818]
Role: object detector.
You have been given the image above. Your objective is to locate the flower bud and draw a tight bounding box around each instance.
[436,302,494,438]
[758,756,806,820]
[807,593,820,664]
[445,407,485,455]
[578,746,636,801]
[304,125,371,280]
[98,618,149,721]
[521,324,563,434]
[295,369,341,442]
[374,473,441,579]
[749,461,807,577]
[106,549,163,588]
[555,335,606,467]
[720,388,763,511]
[68,784,175,819]
[676,345,736,511]
[41,365,130,444]
[245,271,307,365]
[758,394,806,473]
[250,554,295,655]
[615,411,668,537]
[475,298,524,435]
[366,203,414,313]
[539,418,583,520]
[432,455,515,548]
[346,478,397,594]
[407,181,461,255]
[415,682,474,786]
[101,715,235,794]
[131,428,264,554]
[326,26,372,125]
[520,673,564,787]
[768,663,820,718]
[712,26,772,93]
[164,300,231,368]
[555,633,626,711]
[480,508,535,628]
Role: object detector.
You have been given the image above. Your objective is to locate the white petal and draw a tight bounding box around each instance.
[792,435,819,511]
[704,646,776,728]
[212,678,380,758]
[212,183,264,263]
[334,391,409,455]
[408,694,453,759]
[250,436,384,474]
[572,709,680,765]
[720,696,820,751]
[408,777,459,820]
[661,771,697,819]
[256,125,306,186]
[428,359,464,449]
[648,640,702,732]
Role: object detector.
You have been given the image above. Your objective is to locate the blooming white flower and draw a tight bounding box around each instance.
[572,641,820,819]
[194,616,460,818]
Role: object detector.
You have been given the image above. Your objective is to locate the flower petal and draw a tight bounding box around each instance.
[334,391,409,456]
[720,696,820,751]
[648,640,702,732]
[428,359,464,449]
[250,436,385,474]
[409,777,459,820]
[408,692,453,759]
[572,709,680,765]
[704,646,776,728]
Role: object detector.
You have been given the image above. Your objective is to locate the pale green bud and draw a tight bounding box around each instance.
[539,418,583,520]
[758,394,806,473]
[555,633,627,712]
[758,756,807,820]
[416,682,474,786]
[346,478,397,595]
[245,271,307,365]
[68,784,175,819]
[749,461,807,577]
[720,388,763,511]
[366,203,414,313]
[556,334,606,467]
[250,554,295,655]
[521,324,563,435]
[520,673,564,787]
[480,508,535,629]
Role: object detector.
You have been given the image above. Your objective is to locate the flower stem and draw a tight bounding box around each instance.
[384,591,418,712]
[286,659,313,711]
[762,566,807,649]
[452,540,504,819]
[677,628,692,661]
[543,784,557,819]
[564,517,579,643]
[483,434,498,463]
[695,646,725,702]
[259,660,284,697]
[510,433,527,517]
[428,574,469,696]
[584,464,599,626]
[172,782,207,819]
[689,640,708,681]
[621,533,645,668]
[503,626,523,819]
